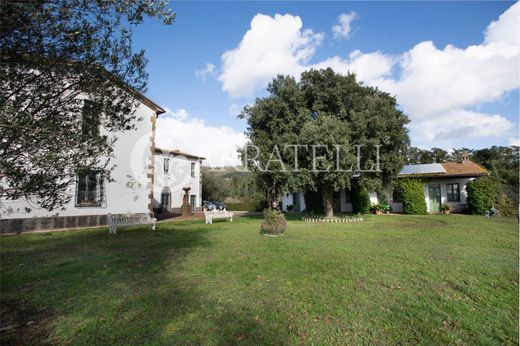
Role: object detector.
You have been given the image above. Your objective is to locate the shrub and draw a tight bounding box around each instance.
[352,185,371,214]
[466,177,497,215]
[396,179,427,214]
[494,191,517,217]
[261,208,287,235]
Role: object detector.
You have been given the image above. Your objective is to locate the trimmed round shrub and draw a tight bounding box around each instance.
[352,185,371,214]
[396,179,427,215]
[466,177,496,215]
[261,208,287,235]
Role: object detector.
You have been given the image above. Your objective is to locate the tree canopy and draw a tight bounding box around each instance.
[241,68,410,216]
[0,0,175,210]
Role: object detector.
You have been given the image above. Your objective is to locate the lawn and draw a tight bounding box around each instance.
[0,215,518,345]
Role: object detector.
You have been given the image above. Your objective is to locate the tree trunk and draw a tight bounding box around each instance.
[267,186,280,209]
[322,185,334,218]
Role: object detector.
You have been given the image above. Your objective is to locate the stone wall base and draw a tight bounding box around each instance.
[1,214,110,234]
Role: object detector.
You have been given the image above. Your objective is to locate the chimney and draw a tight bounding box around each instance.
[461,150,469,163]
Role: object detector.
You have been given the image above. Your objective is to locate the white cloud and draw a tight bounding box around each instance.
[195,63,216,81]
[156,107,247,167]
[370,2,519,146]
[410,110,513,146]
[218,13,324,98]
[508,137,520,146]
[311,50,394,84]
[332,12,358,40]
[217,4,519,147]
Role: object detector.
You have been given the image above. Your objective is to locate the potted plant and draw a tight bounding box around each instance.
[380,203,392,214]
[370,204,383,215]
[286,204,293,213]
[261,208,287,236]
[441,203,452,214]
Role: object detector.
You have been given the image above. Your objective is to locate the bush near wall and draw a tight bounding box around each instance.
[352,185,371,214]
[226,200,267,212]
[396,179,427,215]
[466,177,497,215]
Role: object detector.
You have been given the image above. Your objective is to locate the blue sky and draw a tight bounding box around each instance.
[133,1,519,166]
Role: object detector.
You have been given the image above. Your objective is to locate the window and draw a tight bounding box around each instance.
[82,100,100,137]
[446,183,460,202]
[163,158,170,174]
[191,162,196,178]
[190,195,196,210]
[161,189,170,211]
[75,170,104,207]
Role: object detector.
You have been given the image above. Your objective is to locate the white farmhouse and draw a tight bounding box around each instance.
[153,148,204,213]
[282,155,488,214]
[1,92,166,233]
[392,155,488,213]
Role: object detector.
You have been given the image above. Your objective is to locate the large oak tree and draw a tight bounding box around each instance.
[242,68,410,217]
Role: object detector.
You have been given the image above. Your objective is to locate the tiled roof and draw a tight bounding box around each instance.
[399,160,488,178]
[440,161,488,176]
[155,147,205,160]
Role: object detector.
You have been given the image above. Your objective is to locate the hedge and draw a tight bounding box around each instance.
[396,179,427,214]
[226,200,267,212]
[352,184,371,214]
[466,177,496,215]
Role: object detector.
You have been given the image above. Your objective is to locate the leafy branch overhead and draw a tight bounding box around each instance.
[0,0,175,210]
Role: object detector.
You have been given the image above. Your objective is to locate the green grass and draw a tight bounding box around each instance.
[1,215,518,345]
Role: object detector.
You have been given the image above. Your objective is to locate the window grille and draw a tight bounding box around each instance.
[75,170,105,207]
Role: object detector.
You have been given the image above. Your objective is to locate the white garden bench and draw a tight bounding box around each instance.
[106,213,156,234]
[204,208,233,224]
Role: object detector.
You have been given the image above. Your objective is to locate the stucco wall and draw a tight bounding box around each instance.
[281,194,293,211]
[281,192,306,212]
[423,177,474,213]
[153,153,202,210]
[1,101,156,222]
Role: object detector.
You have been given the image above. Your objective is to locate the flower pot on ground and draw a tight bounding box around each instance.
[370,204,380,214]
[441,203,452,214]
[261,208,287,235]
[370,203,392,215]
[380,203,392,214]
